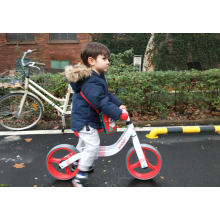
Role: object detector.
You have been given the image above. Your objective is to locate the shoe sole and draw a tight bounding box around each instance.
[72,179,89,187]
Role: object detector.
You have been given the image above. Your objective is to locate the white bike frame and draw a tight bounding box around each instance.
[11,76,74,116]
[59,116,148,169]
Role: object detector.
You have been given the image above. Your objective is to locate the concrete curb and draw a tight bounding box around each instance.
[0,118,220,131]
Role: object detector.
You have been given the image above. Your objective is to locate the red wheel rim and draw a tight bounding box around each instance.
[47,147,78,180]
[127,147,161,180]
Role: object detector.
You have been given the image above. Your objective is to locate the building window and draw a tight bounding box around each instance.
[50,33,77,41]
[7,33,35,42]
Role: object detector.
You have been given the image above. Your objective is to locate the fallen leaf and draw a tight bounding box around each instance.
[104,165,107,167]
[13,163,25,168]
[24,138,32,142]
[188,116,196,120]
[17,148,22,150]
[105,182,107,184]
[53,126,59,129]
[35,177,38,179]
[103,170,106,172]
[208,138,212,140]
[108,160,111,162]
[145,124,151,127]
[160,176,164,179]
[104,141,106,142]
[34,185,37,187]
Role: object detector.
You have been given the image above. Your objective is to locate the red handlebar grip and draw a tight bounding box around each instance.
[121,113,128,120]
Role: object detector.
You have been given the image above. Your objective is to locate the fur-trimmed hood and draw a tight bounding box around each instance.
[65,63,92,83]
[64,63,92,93]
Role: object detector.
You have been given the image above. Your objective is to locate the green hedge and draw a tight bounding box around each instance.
[2,69,220,120]
[152,33,220,71]
[106,68,220,118]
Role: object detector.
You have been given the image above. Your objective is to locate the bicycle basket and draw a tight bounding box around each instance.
[0,70,24,89]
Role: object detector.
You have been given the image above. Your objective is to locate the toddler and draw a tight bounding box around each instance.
[65,42,127,187]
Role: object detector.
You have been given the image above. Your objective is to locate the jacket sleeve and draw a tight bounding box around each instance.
[107,92,122,107]
[82,80,122,121]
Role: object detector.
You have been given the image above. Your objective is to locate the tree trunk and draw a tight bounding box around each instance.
[142,34,156,72]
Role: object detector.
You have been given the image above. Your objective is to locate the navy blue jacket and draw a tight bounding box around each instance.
[66,67,122,131]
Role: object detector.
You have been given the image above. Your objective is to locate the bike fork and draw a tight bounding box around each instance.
[18,90,28,115]
[132,129,148,168]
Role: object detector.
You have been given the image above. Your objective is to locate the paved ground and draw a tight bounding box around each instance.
[0,128,220,187]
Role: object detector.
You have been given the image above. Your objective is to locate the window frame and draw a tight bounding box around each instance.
[48,33,78,44]
[5,33,36,45]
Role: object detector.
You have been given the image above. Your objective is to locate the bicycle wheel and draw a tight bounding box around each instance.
[0,93,43,131]
[46,144,79,180]
[126,144,162,180]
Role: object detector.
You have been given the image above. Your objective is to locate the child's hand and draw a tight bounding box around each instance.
[122,109,128,115]
[119,105,127,110]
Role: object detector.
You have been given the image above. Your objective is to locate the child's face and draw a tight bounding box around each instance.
[90,54,109,75]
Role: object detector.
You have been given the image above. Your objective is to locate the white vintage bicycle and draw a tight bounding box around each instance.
[46,112,162,181]
[0,49,73,131]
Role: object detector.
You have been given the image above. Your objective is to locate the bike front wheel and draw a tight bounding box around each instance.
[126,144,162,180]
[0,93,43,131]
[46,144,79,180]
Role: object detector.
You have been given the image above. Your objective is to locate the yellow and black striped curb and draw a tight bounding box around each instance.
[146,126,220,139]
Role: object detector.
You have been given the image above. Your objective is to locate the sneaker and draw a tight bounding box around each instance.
[72,172,89,187]
[71,164,94,173]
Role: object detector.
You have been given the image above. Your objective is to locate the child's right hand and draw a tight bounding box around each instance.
[122,109,128,114]
[121,109,128,120]
[119,105,127,110]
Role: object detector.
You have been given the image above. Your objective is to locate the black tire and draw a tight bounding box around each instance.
[0,93,43,131]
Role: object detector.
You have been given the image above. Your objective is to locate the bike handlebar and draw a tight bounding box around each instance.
[21,49,46,68]
[35,62,46,66]
[120,107,128,120]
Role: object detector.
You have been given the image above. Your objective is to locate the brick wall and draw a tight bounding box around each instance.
[0,33,92,73]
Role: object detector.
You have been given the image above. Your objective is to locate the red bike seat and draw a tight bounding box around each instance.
[74,128,103,137]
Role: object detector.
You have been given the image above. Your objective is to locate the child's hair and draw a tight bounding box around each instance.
[81,42,110,67]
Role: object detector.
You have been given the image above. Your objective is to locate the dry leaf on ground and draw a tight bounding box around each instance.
[13,163,25,168]
[160,176,164,179]
[53,126,59,129]
[24,138,32,142]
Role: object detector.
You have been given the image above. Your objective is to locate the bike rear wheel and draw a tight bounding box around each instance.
[126,144,162,180]
[0,93,43,131]
[46,144,79,180]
